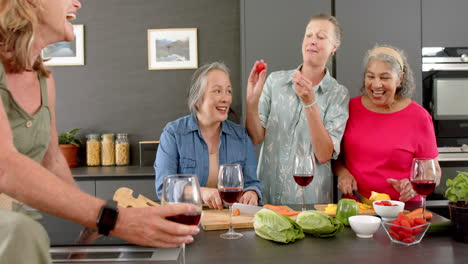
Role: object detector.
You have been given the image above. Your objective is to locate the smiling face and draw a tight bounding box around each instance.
[364,60,404,107]
[35,0,82,43]
[196,69,232,125]
[301,19,337,67]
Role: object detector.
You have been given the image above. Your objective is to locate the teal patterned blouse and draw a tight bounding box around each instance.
[258,66,349,205]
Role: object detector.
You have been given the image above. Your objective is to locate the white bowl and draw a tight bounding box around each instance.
[372,200,405,221]
[348,215,381,238]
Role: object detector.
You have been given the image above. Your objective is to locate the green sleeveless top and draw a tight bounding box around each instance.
[0,62,51,163]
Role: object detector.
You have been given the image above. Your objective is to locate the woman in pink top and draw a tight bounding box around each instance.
[334,45,441,202]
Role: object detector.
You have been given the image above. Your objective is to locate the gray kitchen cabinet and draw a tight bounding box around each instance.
[335,0,422,103]
[240,0,331,116]
[422,0,468,47]
[95,177,157,202]
[76,179,95,196]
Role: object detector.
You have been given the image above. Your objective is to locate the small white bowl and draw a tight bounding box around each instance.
[348,215,381,238]
[372,200,405,221]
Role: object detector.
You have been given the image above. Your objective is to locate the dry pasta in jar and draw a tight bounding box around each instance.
[115,133,130,166]
[101,133,115,166]
[86,133,101,166]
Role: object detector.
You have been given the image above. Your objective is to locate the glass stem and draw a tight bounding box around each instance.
[422,196,426,219]
[302,186,306,211]
[181,243,185,264]
[228,204,234,233]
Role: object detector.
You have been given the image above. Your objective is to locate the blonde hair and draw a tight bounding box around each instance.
[0,0,50,76]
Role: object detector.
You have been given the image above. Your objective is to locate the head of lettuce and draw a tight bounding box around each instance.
[296,210,344,237]
[254,209,305,243]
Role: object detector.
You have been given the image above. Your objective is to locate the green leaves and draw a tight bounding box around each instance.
[254,209,304,243]
[445,171,468,203]
[296,210,344,237]
[58,128,84,146]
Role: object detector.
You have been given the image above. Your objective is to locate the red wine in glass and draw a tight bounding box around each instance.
[219,187,243,204]
[411,180,436,196]
[293,174,314,187]
[167,212,202,225]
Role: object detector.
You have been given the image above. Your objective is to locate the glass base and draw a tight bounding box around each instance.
[220,231,243,240]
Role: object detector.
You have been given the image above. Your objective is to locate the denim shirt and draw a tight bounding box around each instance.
[155,115,263,202]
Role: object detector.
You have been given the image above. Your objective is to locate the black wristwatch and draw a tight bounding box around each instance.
[96,200,119,236]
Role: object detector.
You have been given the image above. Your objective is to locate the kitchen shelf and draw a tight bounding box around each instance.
[71,166,154,178]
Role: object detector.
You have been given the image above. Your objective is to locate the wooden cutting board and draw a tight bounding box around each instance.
[314,204,376,217]
[201,205,299,230]
[201,209,254,231]
[113,187,160,208]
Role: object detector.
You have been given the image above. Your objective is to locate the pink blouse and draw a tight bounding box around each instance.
[342,96,438,201]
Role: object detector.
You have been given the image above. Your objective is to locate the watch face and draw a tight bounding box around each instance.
[97,202,119,235]
[101,207,118,226]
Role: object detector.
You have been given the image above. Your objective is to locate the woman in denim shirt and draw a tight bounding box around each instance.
[155,62,262,209]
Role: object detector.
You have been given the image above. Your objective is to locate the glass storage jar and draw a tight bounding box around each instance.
[86,133,101,166]
[115,133,130,166]
[101,133,115,166]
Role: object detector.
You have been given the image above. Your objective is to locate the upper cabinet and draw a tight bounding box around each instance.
[335,0,422,103]
[240,0,331,111]
[422,0,468,47]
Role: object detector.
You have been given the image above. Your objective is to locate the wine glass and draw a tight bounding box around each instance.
[410,158,437,219]
[293,154,315,211]
[218,164,244,239]
[162,174,203,264]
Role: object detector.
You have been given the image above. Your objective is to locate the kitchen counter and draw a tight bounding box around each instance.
[187,223,466,264]
[45,206,466,263]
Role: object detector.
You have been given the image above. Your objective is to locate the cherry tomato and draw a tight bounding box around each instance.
[403,236,415,243]
[389,230,400,240]
[255,62,266,73]
[412,227,423,235]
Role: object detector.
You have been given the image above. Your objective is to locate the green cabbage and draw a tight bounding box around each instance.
[296,210,344,237]
[253,209,304,243]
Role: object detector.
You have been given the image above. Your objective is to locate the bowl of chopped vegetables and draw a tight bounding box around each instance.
[381,214,430,246]
[373,200,405,221]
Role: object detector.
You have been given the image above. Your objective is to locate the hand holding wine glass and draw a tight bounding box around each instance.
[218,164,244,239]
[410,158,437,218]
[293,154,315,211]
[162,174,203,263]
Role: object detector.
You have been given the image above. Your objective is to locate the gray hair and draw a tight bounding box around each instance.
[188,62,230,115]
[309,13,343,49]
[361,44,415,99]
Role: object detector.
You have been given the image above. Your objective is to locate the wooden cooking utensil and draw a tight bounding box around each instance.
[113,187,159,208]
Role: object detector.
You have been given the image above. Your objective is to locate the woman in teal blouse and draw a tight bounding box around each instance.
[246,13,349,205]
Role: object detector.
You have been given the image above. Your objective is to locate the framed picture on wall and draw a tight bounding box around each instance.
[147,28,198,70]
[42,24,85,66]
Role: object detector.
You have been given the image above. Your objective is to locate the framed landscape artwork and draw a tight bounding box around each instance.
[147,28,198,70]
[42,24,85,66]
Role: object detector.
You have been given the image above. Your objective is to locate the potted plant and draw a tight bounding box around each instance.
[445,171,468,242]
[58,128,84,168]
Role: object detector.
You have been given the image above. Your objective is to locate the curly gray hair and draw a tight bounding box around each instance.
[187,62,230,115]
[361,44,415,99]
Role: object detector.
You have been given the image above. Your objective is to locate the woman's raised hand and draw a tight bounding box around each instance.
[246,60,268,106]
